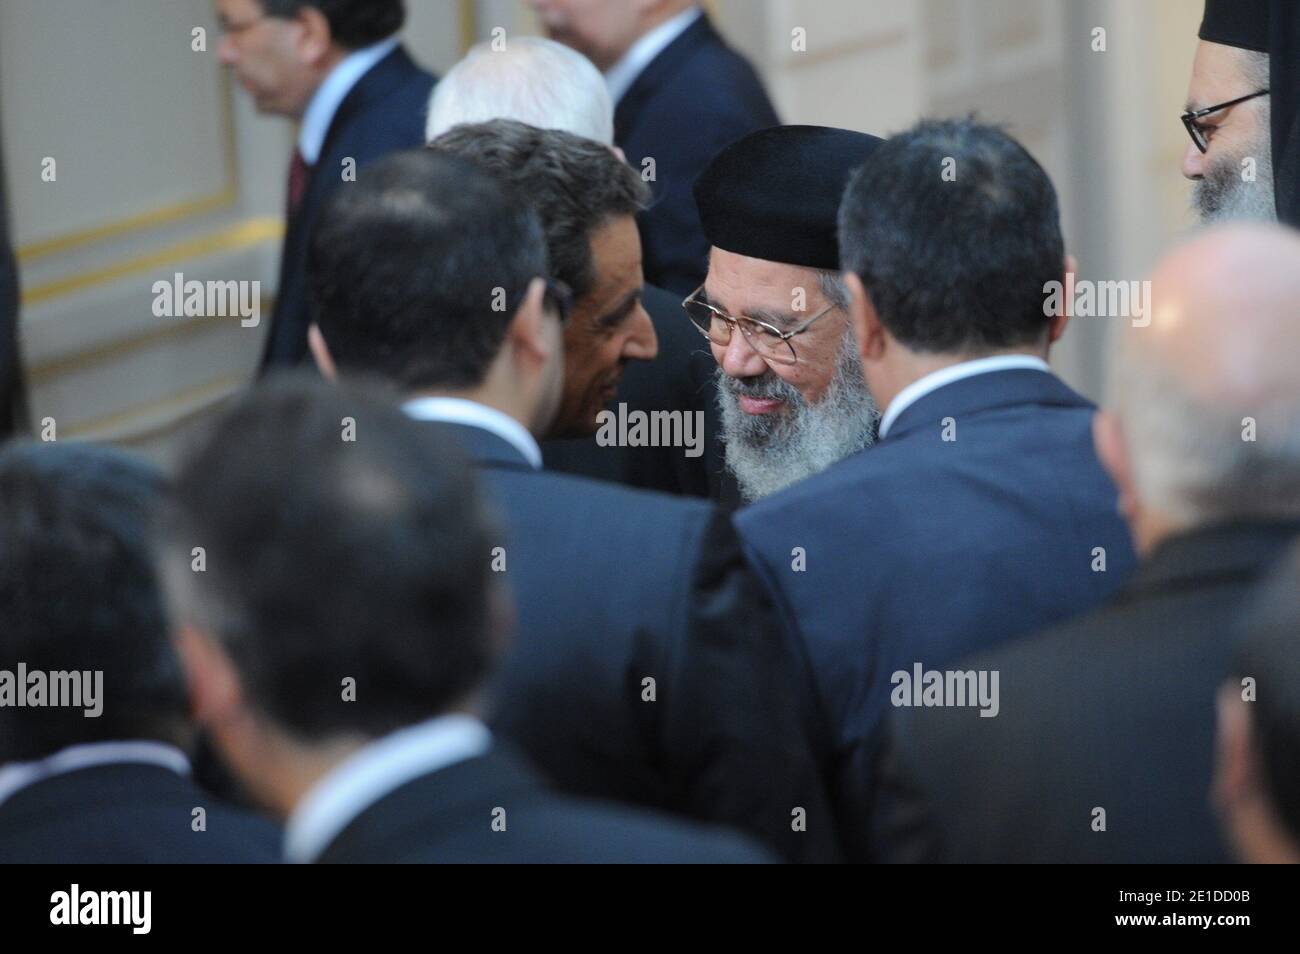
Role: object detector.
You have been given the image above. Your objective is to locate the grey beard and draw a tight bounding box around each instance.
[1192,130,1276,224]
[716,327,879,502]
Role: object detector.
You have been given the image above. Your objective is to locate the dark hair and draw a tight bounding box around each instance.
[0,443,186,762]
[308,148,549,390]
[429,119,650,301]
[1232,541,1300,844]
[838,118,1064,353]
[258,0,404,49]
[164,375,497,741]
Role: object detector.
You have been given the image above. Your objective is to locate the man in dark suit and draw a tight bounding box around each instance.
[163,377,768,863]
[735,120,1138,861]
[426,43,718,497]
[1216,541,1300,864]
[429,119,716,497]
[534,1,779,295]
[877,223,1300,864]
[215,0,435,371]
[307,149,837,862]
[0,443,278,863]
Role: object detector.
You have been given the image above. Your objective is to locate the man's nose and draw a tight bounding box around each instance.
[1182,138,1206,180]
[621,304,657,362]
[718,327,769,379]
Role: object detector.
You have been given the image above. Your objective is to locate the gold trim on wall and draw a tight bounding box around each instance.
[21,216,283,308]
[61,373,246,440]
[16,76,242,263]
[460,0,477,54]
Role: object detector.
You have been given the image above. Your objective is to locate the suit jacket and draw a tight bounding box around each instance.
[541,283,719,497]
[316,746,769,863]
[0,763,281,863]
[614,14,779,296]
[734,368,1138,860]
[259,46,436,371]
[426,420,838,862]
[875,520,1300,863]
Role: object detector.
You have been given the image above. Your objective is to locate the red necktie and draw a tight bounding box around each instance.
[287,150,311,218]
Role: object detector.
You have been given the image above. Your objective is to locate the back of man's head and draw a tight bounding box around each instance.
[163,376,497,743]
[429,119,648,303]
[839,118,1064,353]
[1108,223,1300,529]
[258,0,404,50]
[308,148,548,391]
[0,443,186,763]
[426,36,613,145]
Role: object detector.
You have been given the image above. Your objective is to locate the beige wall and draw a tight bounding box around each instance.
[1,0,1205,461]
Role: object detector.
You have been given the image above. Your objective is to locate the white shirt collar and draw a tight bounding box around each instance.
[878,354,1053,438]
[604,6,702,105]
[298,36,401,164]
[0,740,190,810]
[402,396,543,469]
[284,714,491,863]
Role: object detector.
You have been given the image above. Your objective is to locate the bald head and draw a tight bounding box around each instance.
[1106,224,1300,536]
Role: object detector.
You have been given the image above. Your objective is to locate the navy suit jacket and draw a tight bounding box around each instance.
[876,520,1300,863]
[316,746,770,863]
[734,368,1138,860]
[542,283,720,497]
[614,14,779,296]
[0,763,281,863]
[423,420,838,862]
[259,46,436,371]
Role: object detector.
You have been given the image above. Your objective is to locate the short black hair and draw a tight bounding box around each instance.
[164,375,498,742]
[429,119,650,301]
[1232,541,1300,844]
[308,148,549,390]
[839,118,1064,353]
[258,0,404,49]
[0,443,186,763]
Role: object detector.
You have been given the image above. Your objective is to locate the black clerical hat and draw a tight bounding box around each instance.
[693,125,882,271]
[1199,0,1269,53]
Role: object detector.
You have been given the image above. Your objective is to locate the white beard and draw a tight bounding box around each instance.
[716,327,879,502]
[1193,125,1276,224]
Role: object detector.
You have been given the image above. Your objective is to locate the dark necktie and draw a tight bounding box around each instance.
[287,150,311,219]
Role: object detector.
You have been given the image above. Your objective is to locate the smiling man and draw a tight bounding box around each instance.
[691,125,882,505]
[428,120,658,439]
[1182,0,1273,223]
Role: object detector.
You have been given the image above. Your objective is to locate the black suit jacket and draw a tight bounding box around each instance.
[316,746,769,863]
[427,420,838,862]
[542,283,720,497]
[614,14,779,296]
[0,762,281,863]
[259,46,436,371]
[875,520,1300,863]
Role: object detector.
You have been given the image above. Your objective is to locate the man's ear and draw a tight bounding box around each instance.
[294,5,335,63]
[1047,253,1077,346]
[845,271,885,363]
[308,323,338,381]
[174,622,245,728]
[505,277,554,371]
[1092,409,1137,522]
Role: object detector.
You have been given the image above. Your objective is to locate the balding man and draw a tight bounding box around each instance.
[877,223,1300,863]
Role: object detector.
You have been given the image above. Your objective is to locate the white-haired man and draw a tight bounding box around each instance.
[425,32,719,498]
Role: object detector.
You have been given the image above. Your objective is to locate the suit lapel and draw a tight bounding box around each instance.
[613,15,717,142]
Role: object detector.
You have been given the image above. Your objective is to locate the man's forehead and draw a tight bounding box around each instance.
[704,252,827,313]
[1187,41,1256,110]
